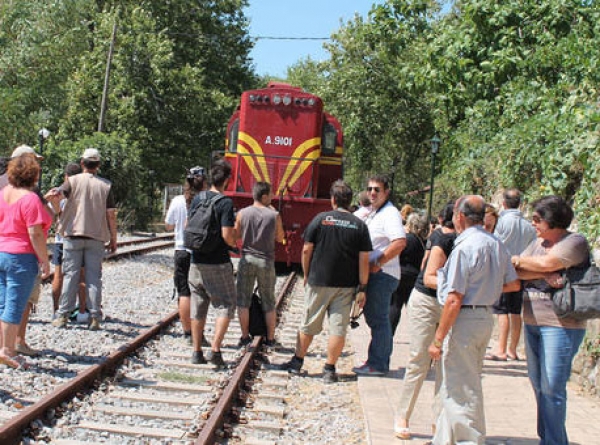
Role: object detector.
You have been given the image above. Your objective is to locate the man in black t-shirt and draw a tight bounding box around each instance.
[279,180,372,383]
[188,160,237,368]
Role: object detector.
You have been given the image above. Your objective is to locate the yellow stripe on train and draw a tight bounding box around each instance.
[278,138,320,194]
[237,132,271,183]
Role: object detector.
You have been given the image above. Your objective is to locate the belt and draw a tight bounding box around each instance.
[461,305,488,310]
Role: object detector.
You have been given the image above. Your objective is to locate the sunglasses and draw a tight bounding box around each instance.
[367,186,381,193]
[532,215,543,223]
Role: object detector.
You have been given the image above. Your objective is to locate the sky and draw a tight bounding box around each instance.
[244,1,383,78]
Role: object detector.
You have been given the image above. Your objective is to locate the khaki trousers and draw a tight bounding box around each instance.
[397,288,443,421]
[433,307,493,445]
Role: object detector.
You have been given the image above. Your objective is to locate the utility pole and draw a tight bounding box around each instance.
[98,20,118,133]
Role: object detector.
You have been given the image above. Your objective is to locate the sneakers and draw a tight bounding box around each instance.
[191,351,207,365]
[352,363,385,376]
[52,315,69,328]
[76,312,90,324]
[278,356,303,374]
[15,343,40,357]
[323,369,339,384]
[207,350,227,369]
[238,336,252,347]
[88,318,101,331]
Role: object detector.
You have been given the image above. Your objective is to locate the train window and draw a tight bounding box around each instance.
[321,123,337,155]
[228,119,239,153]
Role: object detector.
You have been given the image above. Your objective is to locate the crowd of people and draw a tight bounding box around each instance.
[0,145,117,369]
[169,163,589,444]
[1,145,591,444]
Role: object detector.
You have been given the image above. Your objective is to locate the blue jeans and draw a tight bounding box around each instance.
[362,271,399,372]
[525,324,585,445]
[0,252,38,324]
[58,237,105,319]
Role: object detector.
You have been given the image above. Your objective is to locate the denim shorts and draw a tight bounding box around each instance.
[0,252,39,324]
[52,243,63,266]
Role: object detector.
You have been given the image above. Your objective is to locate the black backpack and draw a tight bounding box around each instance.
[184,191,226,253]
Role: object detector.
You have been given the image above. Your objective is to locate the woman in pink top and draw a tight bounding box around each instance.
[0,154,52,369]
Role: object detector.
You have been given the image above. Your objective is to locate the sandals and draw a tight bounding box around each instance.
[394,425,411,440]
[484,353,507,361]
[0,354,30,370]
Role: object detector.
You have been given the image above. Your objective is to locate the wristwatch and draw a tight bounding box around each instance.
[357,284,367,293]
[432,338,443,349]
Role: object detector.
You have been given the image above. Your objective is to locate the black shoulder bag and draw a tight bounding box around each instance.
[551,257,600,320]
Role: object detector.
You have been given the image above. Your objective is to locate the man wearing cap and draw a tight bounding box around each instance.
[46,148,117,330]
[1,146,43,189]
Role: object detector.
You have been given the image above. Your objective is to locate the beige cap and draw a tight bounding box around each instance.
[82,148,101,161]
[11,145,43,159]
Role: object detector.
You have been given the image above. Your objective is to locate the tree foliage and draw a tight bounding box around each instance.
[288,0,599,242]
[1,0,257,227]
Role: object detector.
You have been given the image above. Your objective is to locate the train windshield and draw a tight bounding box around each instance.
[228,119,239,153]
[322,123,337,155]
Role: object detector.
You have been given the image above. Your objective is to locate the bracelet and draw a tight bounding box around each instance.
[432,338,443,348]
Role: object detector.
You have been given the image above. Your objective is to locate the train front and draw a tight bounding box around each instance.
[224,82,344,264]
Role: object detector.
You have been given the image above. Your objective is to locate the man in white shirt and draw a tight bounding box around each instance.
[353,174,406,375]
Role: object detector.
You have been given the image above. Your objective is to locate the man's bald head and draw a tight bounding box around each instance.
[455,195,485,228]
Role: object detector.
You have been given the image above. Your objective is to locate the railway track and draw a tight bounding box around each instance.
[42,234,175,284]
[0,259,297,444]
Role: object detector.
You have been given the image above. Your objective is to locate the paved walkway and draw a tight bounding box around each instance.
[349,310,600,445]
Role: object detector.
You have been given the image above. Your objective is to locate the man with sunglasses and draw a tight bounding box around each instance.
[353,175,406,375]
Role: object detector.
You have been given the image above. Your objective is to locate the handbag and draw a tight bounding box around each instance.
[249,288,267,337]
[551,258,600,320]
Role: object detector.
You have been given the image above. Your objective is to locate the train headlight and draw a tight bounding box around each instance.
[282,95,292,106]
[273,94,282,105]
[308,98,315,106]
[249,94,256,102]
[263,95,270,103]
[294,98,301,106]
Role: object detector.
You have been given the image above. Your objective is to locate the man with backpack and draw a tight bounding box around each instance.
[186,159,237,368]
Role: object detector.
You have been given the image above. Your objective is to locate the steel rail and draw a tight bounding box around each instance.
[0,310,179,445]
[195,271,297,444]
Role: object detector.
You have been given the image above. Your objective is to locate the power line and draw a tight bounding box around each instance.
[253,36,330,41]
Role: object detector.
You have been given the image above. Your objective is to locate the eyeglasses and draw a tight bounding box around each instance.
[367,186,381,193]
[532,215,543,223]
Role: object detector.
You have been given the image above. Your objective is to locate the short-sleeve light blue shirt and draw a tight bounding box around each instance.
[494,208,537,256]
[437,226,518,305]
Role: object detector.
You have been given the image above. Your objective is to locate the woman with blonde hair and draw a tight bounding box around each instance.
[390,213,428,335]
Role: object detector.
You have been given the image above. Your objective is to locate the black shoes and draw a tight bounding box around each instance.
[264,338,280,348]
[278,356,303,374]
[191,351,206,364]
[323,369,339,384]
[207,350,227,369]
[238,336,252,347]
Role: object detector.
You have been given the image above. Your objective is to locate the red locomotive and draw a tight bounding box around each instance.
[222,82,344,264]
